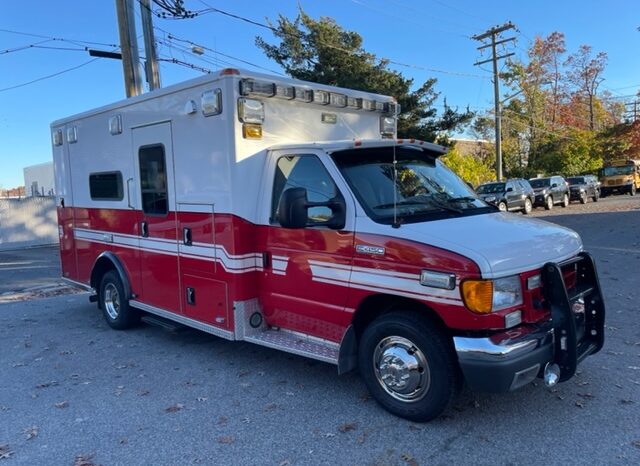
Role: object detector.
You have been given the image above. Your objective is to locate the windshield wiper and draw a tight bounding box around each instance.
[446,196,478,203]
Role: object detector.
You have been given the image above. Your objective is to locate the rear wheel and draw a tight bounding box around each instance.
[498,201,507,212]
[358,312,459,422]
[523,198,532,215]
[99,271,139,330]
[562,193,569,208]
[545,196,554,210]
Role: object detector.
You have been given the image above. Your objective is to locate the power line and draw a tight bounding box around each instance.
[0,28,118,48]
[0,58,101,93]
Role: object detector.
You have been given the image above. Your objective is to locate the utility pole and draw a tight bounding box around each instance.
[140,0,161,90]
[473,22,516,181]
[115,0,144,97]
[625,101,639,123]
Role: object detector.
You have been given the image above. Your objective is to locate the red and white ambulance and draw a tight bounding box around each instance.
[52,68,605,421]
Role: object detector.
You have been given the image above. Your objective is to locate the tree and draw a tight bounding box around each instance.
[441,146,494,187]
[564,45,607,131]
[255,11,473,142]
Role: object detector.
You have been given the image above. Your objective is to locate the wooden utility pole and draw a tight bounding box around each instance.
[473,23,516,181]
[625,101,639,123]
[115,0,144,97]
[140,0,161,90]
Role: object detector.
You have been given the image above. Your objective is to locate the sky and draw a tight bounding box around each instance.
[1,0,639,188]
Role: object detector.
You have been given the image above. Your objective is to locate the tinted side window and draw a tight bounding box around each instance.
[271,155,339,224]
[139,145,168,215]
[89,172,123,200]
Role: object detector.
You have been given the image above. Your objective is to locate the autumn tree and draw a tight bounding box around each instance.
[255,11,473,142]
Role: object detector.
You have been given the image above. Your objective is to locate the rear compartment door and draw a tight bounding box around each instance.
[132,122,181,314]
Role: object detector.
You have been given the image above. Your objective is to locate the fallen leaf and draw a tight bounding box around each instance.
[74,453,96,466]
[279,460,291,466]
[323,432,336,438]
[55,401,69,409]
[237,370,251,378]
[164,403,184,413]
[408,425,422,432]
[196,397,208,402]
[22,426,38,440]
[578,393,594,399]
[359,392,371,402]
[138,389,150,396]
[36,381,58,389]
[217,436,235,445]
[400,452,419,466]
[620,399,634,405]
[218,416,228,425]
[575,400,585,408]
[632,440,640,449]
[339,422,357,433]
[0,444,13,460]
[119,438,128,445]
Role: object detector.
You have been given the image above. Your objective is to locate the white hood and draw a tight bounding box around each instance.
[361,212,583,279]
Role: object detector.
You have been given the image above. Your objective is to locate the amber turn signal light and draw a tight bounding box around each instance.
[461,280,493,314]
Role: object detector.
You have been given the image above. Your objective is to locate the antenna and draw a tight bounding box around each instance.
[392,141,400,228]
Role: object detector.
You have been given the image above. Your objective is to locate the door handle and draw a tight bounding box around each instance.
[141,221,148,238]
[183,227,192,246]
[126,178,134,209]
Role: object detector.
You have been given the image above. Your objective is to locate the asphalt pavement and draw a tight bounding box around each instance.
[0,197,639,465]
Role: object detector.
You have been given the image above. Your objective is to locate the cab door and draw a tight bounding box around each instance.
[258,151,355,342]
[132,122,181,314]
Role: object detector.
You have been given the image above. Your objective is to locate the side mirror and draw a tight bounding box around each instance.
[506,187,513,192]
[551,183,558,188]
[277,187,346,230]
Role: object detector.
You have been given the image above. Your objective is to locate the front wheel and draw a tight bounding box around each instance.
[497,201,507,212]
[358,312,460,422]
[631,185,637,196]
[593,191,599,202]
[562,193,569,208]
[523,198,532,215]
[580,192,587,204]
[99,271,139,330]
[545,196,554,210]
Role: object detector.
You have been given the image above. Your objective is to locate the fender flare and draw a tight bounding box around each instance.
[90,251,132,300]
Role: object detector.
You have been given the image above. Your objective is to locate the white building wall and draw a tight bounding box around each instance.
[0,197,58,250]
[24,161,55,197]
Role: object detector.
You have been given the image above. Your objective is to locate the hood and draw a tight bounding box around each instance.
[533,187,549,193]
[396,212,582,278]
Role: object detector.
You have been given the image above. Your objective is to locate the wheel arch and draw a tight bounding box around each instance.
[337,293,448,375]
[90,252,132,301]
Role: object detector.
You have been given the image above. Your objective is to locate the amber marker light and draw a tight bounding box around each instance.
[461,280,494,314]
[242,123,263,139]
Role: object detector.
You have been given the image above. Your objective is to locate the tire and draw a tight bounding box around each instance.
[545,196,553,210]
[522,198,532,215]
[562,193,569,208]
[497,201,507,212]
[580,192,587,204]
[358,312,460,422]
[99,270,139,330]
[593,191,599,202]
[631,185,637,196]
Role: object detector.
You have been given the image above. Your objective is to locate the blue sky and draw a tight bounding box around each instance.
[1,0,638,188]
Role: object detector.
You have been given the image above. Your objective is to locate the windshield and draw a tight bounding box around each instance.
[602,166,633,176]
[529,178,551,188]
[477,182,505,194]
[567,177,585,185]
[332,147,491,224]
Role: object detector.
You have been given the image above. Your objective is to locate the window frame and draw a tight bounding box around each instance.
[138,143,169,217]
[88,171,124,201]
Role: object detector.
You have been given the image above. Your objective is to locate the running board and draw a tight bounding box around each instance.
[141,314,185,333]
[244,329,339,365]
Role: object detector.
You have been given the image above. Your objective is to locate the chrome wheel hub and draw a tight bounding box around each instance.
[373,336,430,402]
[104,283,120,320]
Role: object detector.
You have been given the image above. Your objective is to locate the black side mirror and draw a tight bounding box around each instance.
[506,187,513,192]
[277,187,346,230]
[551,183,558,188]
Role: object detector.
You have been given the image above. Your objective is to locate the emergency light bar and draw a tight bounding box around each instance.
[239,78,399,115]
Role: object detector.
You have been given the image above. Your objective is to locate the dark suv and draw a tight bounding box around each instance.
[567,175,600,204]
[476,178,535,214]
[529,176,570,210]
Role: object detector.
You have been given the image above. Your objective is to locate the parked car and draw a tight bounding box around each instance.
[476,178,535,214]
[529,176,570,210]
[567,175,600,203]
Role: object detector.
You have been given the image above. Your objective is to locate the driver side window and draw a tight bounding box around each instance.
[271,155,339,225]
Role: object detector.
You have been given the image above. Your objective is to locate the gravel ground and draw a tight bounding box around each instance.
[0,198,639,465]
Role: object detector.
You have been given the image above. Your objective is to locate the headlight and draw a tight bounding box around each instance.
[484,196,496,202]
[461,275,523,314]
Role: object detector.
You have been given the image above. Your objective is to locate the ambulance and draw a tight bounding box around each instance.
[52,68,605,421]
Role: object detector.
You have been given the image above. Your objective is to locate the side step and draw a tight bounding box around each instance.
[244,328,339,365]
[141,314,186,333]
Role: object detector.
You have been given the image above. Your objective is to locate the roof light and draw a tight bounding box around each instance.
[329,93,347,108]
[294,87,313,103]
[238,98,264,124]
[313,90,330,105]
[108,115,122,135]
[66,126,78,144]
[220,68,240,75]
[362,99,376,111]
[275,84,295,100]
[201,89,222,116]
[347,97,362,109]
[240,79,275,97]
[52,129,63,146]
[380,116,396,139]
